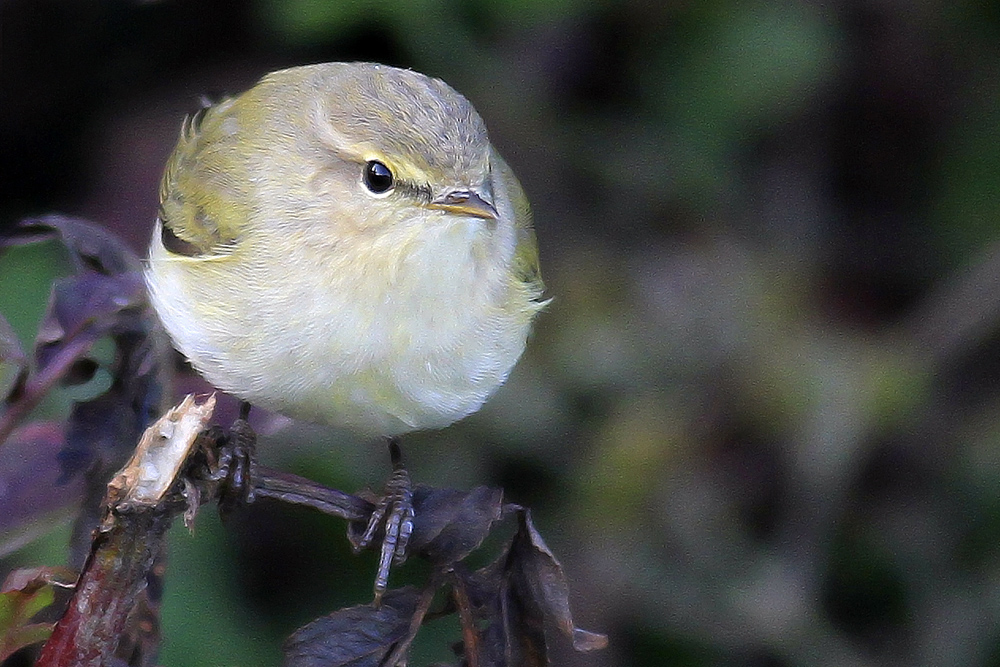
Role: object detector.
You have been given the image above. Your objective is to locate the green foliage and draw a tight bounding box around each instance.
[651,4,839,203]
[931,77,1000,266]
[0,573,60,660]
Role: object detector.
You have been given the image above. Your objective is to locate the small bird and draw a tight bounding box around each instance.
[145,62,547,440]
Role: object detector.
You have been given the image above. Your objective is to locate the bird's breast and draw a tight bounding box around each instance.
[163,216,530,436]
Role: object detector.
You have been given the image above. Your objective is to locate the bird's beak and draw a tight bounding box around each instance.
[428,189,499,220]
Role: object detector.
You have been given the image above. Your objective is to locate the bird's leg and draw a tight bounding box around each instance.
[348,438,415,605]
[215,400,258,516]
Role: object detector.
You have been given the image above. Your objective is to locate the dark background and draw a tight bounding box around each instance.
[4,0,1000,665]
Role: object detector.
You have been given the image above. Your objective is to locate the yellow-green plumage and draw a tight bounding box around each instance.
[146,63,546,437]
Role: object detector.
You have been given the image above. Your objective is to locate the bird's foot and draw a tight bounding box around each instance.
[215,401,258,517]
[348,439,414,606]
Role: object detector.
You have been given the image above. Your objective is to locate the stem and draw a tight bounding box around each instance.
[253,466,375,522]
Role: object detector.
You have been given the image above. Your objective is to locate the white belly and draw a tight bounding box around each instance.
[146,219,532,437]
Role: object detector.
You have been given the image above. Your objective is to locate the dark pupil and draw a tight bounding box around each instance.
[364,161,394,193]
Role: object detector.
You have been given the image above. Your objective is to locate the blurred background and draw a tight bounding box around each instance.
[4,0,1000,665]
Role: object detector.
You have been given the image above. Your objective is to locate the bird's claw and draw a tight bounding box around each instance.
[215,402,258,516]
[348,440,414,605]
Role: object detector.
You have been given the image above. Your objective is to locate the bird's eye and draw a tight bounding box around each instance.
[363,160,394,194]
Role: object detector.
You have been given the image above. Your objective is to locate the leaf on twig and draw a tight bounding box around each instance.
[0,566,76,661]
[280,478,606,665]
[1,216,166,480]
[506,510,607,653]
[453,508,607,666]
[5,216,142,276]
[0,422,83,558]
[35,272,146,377]
[0,312,27,404]
[283,587,421,667]
[0,216,172,665]
[409,485,505,565]
[2,216,171,564]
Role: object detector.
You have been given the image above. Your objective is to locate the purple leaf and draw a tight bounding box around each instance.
[2,216,171,570]
[0,422,83,554]
[0,312,26,403]
[409,485,505,565]
[458,508,608,664]
[508,510,608,653]
[12,216,142,276]
[283,587,420,667]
